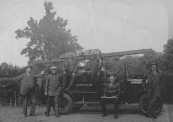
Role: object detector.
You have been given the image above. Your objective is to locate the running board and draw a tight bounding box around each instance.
[74,102,100,105]
[72,92,98,94]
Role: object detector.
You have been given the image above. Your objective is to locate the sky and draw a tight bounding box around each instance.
[0,0,172,66]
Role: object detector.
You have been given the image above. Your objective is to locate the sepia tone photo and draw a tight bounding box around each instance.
[0,0,173,122]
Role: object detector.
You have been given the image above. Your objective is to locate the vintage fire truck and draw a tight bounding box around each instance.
[31,48,163,115]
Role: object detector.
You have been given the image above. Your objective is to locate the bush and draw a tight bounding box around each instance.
[0,63,24,106]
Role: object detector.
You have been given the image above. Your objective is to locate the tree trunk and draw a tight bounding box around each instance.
[19,93,21,106]
[4,97,6,106]
[14,91,16,107]
[10,98,12,106]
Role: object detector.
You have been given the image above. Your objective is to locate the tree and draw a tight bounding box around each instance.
[140,50,164,69]
[163,38,173,72]
[15,1,83,61]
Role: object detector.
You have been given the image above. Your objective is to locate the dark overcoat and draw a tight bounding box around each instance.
[85,59,101,74]
[62,59,78,74]
[45,74,63,96]
[14,73,42,95]
[147,70,163,98]
[103,82,121,97]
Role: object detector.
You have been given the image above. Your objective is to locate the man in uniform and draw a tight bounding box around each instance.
[45,66,63,118]
[145,61,163,119]
[62,55,78,90]
[13,65,44,117]
[100,75,121,119]
[84,54,101,85]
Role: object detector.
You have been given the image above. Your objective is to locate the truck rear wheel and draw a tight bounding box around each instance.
[59,93,73,114]
[139,94,163,115]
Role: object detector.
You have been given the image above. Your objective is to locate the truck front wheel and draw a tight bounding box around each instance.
[59,93,73,114]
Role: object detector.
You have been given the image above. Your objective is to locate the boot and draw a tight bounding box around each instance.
[55,105,60,118]
[101,104,107,117]
[152,111,157,119]
[101,105,107,117]
[145,112,152,118]
[153,114,157,119]
[101,99,107,117]
[102,112,107,117]
[114,114,118,119]
[55,110,60,118]
[114,99,118,119]
[45,111,50,117]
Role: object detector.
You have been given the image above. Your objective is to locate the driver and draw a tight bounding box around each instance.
[62,55,78,90]
[84,54,101,86]
[100,75,121,119]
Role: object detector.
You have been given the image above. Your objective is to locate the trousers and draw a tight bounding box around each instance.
[21,87,37,115]
[146,95,158,115]
[100,98,119,114]
[63,74,76,89]
[45,96,61,115]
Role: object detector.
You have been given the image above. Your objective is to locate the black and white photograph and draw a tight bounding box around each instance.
[0,0,173,122]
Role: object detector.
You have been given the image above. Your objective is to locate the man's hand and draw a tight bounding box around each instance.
[41,71,45,75]
[61,87,64,92]
[12,78,16,81]
[63,71,66,74]
[146,79,148,83]
[66,87,70,91]
[72,73,75,76]
[102,95,106,98]
[45,92,47,96]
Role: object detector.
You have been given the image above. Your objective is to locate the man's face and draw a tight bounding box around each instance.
[91,55,95,60]
[109,76,115,84]
[26,67,32,73]
[151,65,157,71]
[51,69,56,74]
[69,56,73,62]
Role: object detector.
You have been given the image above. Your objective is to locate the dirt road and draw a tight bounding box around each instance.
[0,104,171,122]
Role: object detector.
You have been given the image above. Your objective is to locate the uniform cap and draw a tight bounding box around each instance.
[50,66,57,70]
[25,65,33,69]
[149,61,158,66]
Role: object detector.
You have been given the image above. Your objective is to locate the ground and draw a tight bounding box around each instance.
[0,104,172,122]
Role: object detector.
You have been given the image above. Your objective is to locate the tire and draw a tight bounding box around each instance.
[139,94,163,115]
[59,93,73,114]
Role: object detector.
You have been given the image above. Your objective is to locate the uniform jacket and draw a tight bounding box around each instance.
[85,59,101,74]
[62,59,78,74]
[103,81,121,97]
[14,73,42,95]
[45,73,63,96]
[147,70,163,98]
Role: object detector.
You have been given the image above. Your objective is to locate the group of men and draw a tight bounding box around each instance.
[13,53,163,120]
[100,61,163,120]
[13,54,101,118]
